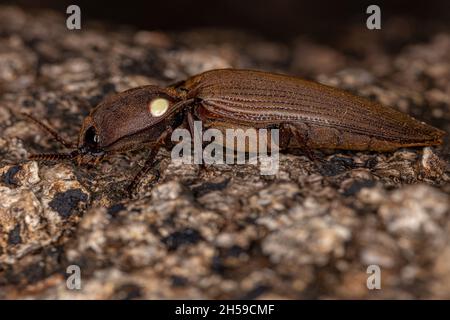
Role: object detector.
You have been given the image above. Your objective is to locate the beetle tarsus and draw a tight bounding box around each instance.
[126,155,161,198]
[126,167,161,198]
[302,147,318,162]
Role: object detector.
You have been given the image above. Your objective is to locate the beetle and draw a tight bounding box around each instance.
[22,68,446,195]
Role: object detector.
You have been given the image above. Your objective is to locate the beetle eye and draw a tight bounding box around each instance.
[149,98,169,117]
[85,126,99,146]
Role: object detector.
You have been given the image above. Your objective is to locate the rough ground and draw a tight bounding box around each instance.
[0,6,449,299]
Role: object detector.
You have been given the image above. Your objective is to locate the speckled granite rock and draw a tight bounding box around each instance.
[0,5,449,299]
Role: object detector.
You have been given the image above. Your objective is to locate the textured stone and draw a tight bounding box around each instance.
[0,5,449,299]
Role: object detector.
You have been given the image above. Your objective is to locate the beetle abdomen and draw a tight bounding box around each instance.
[185,69,445,150]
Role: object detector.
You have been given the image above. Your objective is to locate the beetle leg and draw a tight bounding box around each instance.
[186,109,212,174]
[126,126,173,197]
[126,147,161,197]
[186,110,196,138]
[279,123,317,161]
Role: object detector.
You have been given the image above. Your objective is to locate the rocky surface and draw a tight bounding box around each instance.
[0,5,449,299]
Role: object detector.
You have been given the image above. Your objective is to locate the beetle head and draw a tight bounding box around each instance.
[26,85,187,165]
[76,85,183,163]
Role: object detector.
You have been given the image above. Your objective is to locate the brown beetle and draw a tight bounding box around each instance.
[22,69,446,195]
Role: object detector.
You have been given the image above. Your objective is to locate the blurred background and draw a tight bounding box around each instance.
[2,0,450,42]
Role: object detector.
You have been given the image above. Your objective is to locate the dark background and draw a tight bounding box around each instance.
[2,0,449,41]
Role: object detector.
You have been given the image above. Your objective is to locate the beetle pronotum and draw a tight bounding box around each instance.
[22,69,446,195]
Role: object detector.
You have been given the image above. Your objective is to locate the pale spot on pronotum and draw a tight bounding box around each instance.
[149,98,169,117]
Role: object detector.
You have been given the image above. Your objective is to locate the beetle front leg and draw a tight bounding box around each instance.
[126,126,173,197]
[185,110,211,175]
[126,147,161,197]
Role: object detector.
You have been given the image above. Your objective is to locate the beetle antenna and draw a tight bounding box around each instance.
[29,150,79,162]
[28,152,77,161]
[20,112,76,149]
